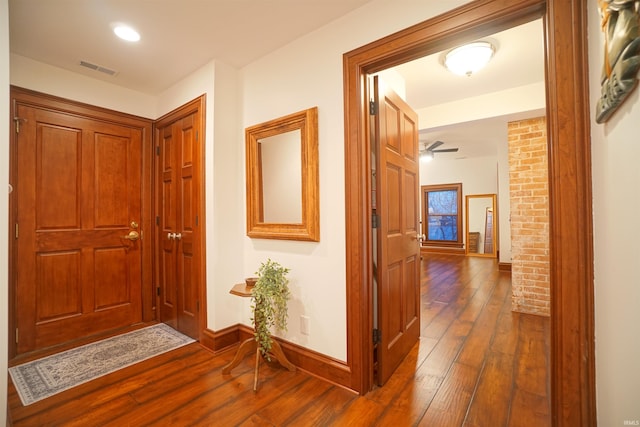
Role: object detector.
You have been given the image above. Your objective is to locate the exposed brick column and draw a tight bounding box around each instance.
[508,117,550,316]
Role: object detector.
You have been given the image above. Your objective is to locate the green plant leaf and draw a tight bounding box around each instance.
[250,259,290,360]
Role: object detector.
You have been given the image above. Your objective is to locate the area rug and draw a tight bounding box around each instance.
[8,323,195,406]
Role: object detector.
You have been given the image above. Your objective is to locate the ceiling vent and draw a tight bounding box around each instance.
[79,60,118,76]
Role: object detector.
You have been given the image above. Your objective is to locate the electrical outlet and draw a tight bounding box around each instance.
[300,315,310,335]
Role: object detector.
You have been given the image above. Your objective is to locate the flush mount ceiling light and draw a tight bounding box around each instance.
[113,24,140,42]
[444,41,495,76]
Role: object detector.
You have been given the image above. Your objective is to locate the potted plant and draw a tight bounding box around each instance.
[250,259,291,361]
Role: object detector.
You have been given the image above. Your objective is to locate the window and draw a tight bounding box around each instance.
[421,183,463,248]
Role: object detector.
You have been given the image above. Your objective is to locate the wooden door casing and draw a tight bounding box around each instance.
[155,97,205,341]
[344,1,594,424]
[373,76,421,385]
[11,88,153,355]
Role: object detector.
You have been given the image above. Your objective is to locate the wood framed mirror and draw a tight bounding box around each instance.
[465,194,497,257]
[245,107,319,241]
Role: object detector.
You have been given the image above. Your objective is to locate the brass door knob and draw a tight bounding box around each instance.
[122,230,140,241]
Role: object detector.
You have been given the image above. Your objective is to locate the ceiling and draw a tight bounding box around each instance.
[392,19,546,159]
[8,0,374,94]
[9,1,545,159]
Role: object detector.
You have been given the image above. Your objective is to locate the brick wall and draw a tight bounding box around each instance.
[508,117,550,316]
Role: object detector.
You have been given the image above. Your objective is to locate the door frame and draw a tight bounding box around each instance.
[343,0,594,425]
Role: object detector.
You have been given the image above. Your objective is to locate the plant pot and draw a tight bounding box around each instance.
[245,277,258,288]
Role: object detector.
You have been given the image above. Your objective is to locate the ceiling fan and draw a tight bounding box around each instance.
[420,140,459,160]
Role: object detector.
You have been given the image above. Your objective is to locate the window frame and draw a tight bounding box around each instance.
[421,183,463,248]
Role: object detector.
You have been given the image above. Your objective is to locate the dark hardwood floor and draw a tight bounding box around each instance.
[7,254,550,426]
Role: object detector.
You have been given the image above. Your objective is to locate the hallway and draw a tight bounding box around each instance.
[8,254,550,426]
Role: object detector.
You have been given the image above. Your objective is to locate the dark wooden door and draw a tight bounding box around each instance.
[156,100,203,340]
[373,76,421,385]
[15,103,143,354]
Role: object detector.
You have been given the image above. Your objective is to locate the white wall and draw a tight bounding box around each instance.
[156,60,245,332]
[209,62,244,330]
[421,156,498,196]
[588,3,640,425]
[1,1,10,424]
[10,54,156,119]
[417,82,546,129]
[240,0,471,360]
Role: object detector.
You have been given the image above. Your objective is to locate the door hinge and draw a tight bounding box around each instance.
[156,146,160,156]
[15,223,18,239]
[15,328,18,344]
[156,216,160,226]
[373,328,381,344]
[156,287,160,296]
[14,117,26,133]
[369,100,378,115]
[372,213,378,229]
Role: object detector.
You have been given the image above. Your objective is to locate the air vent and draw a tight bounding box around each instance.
[79,60,118,76]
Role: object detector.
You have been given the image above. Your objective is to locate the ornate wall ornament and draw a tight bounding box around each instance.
[596,0,640,123]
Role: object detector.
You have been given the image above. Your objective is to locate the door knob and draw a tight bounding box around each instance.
[122,230,140,241]
[167,232,182,241]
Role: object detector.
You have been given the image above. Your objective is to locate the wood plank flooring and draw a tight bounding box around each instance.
[7,254,550,426]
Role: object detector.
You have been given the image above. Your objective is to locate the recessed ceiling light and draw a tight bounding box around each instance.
[113,24,140,42]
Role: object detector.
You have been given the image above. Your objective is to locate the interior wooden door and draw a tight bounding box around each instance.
[373,76,421,385]
[156,100,203,340]
[14,103,144,354]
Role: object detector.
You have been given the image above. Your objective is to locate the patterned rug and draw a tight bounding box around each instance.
[9,323,195,406]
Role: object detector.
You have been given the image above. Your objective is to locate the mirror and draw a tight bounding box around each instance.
[245,107,319,241]
[465,194,497,257]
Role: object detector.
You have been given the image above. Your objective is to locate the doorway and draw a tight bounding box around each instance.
[343,0,594,425]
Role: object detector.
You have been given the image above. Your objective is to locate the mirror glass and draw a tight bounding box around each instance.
[246,107,319,241]
[259,130,302,223]
[465,194,497,257]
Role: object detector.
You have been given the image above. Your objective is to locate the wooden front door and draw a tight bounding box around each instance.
[156,98,204,340]
[373,76,421,385]
[14,102,144,354]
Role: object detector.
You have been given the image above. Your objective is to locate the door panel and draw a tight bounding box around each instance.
[157,105,202,340]
[178,115,198,337]
[374,76,421,385]
[16,104,143,353]
[36,251,81,322]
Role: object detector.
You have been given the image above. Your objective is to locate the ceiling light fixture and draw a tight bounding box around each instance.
[444,41,494,76]
[420,151,434,162]
[113,24,141,42]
